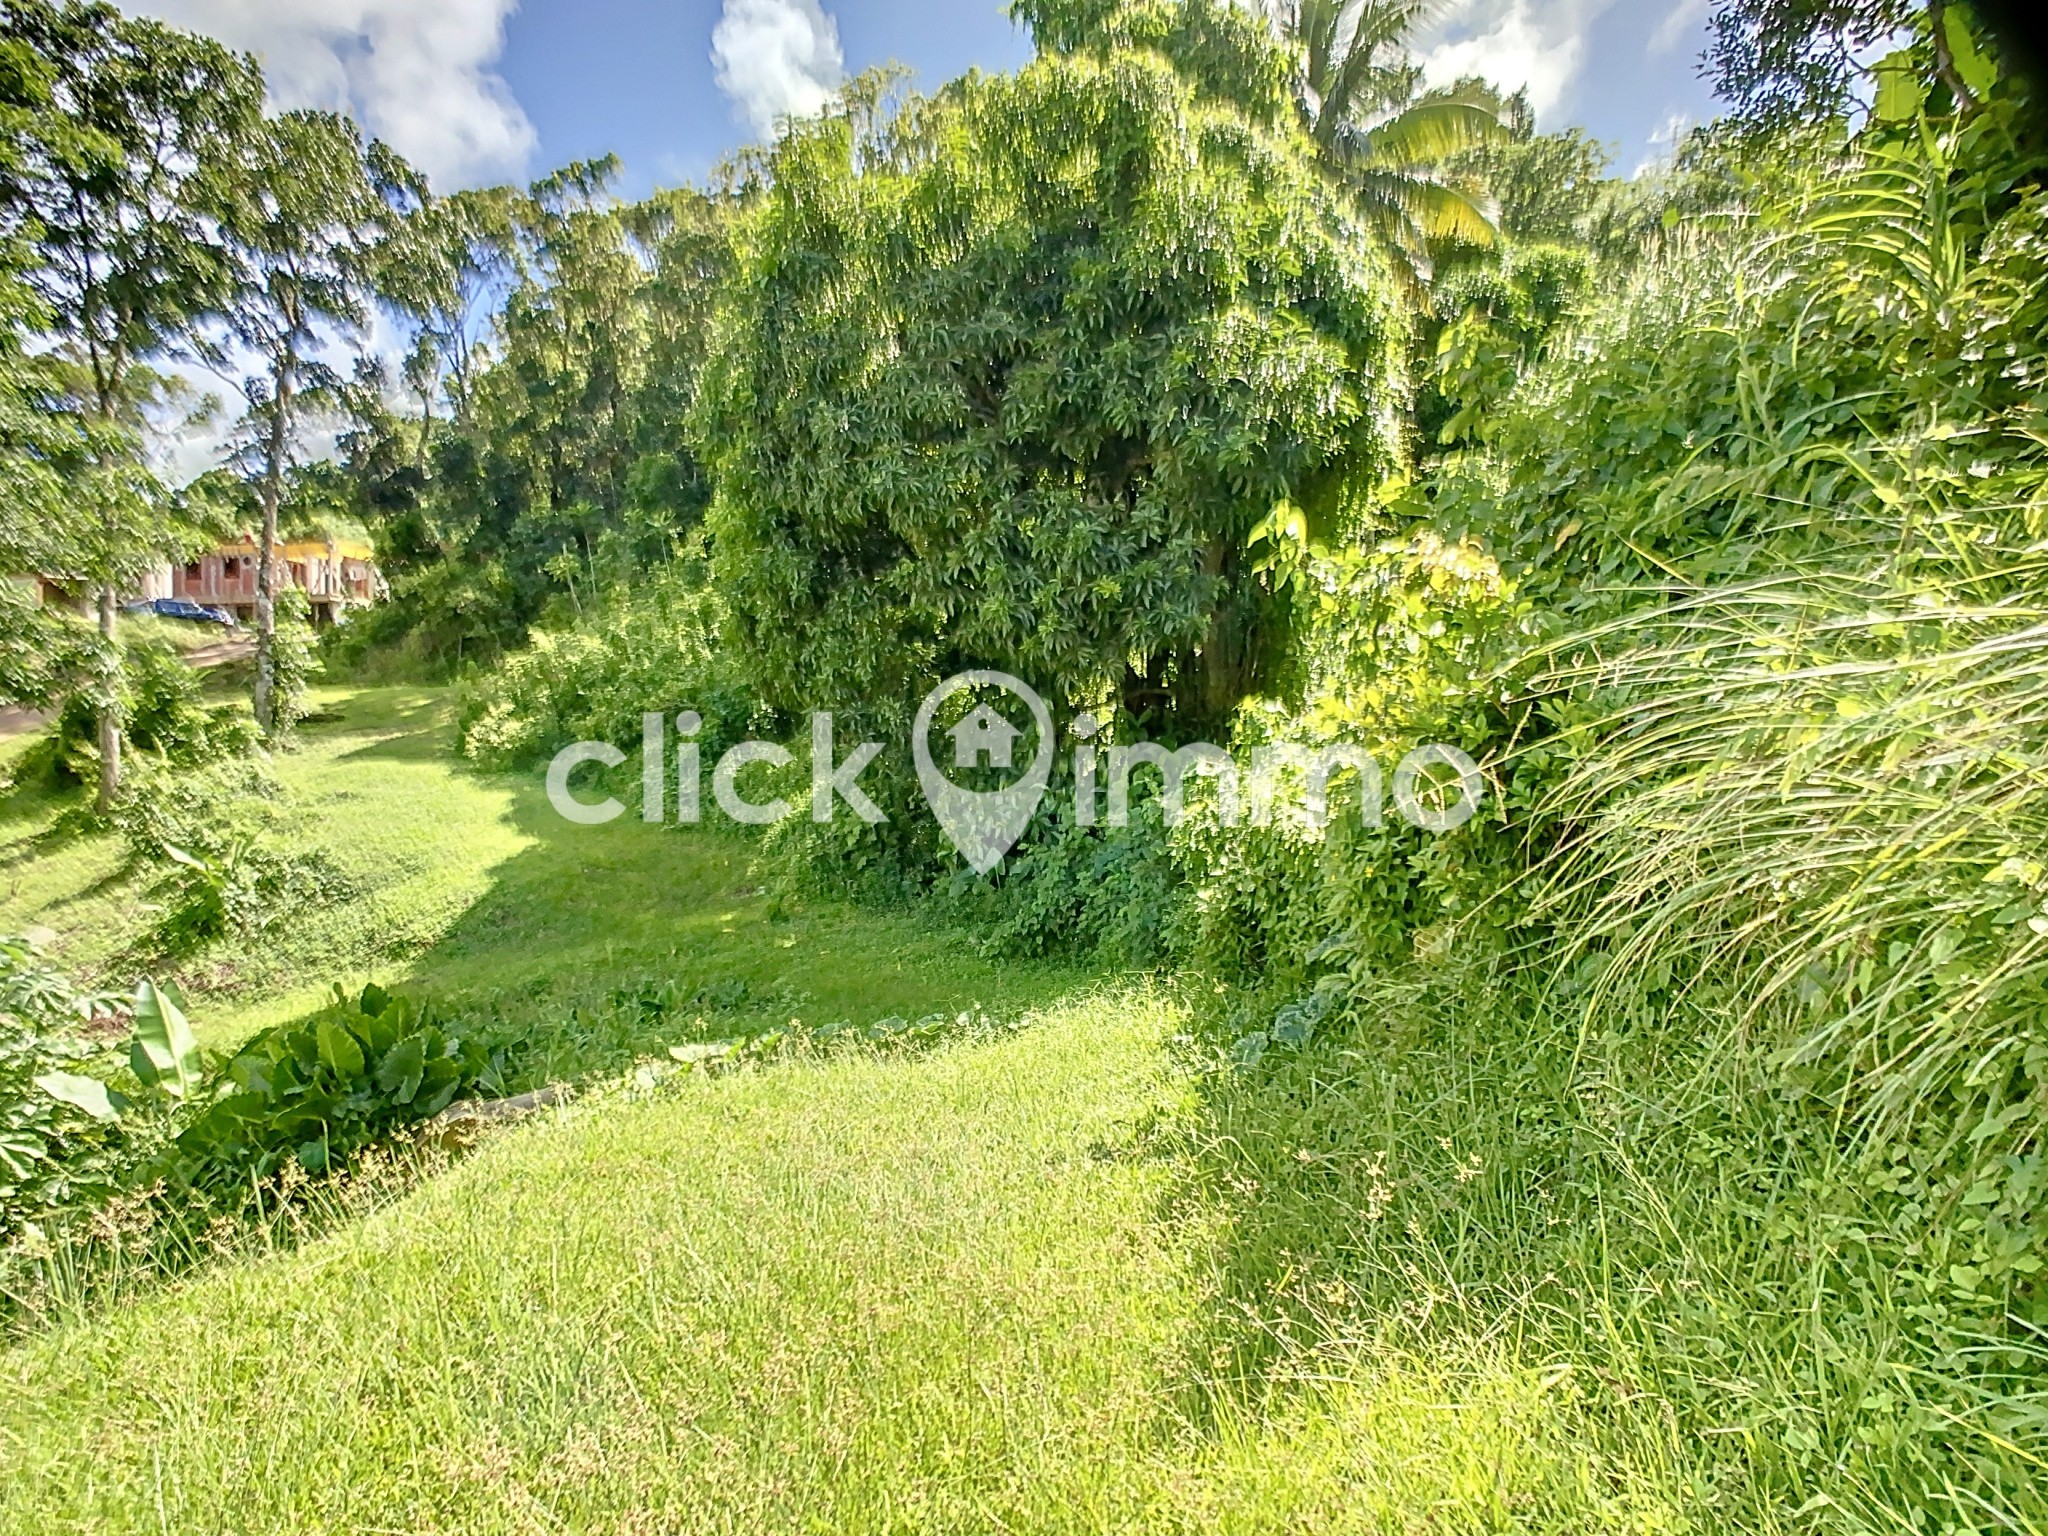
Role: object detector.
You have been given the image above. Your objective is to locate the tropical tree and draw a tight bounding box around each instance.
[0,31,97,707]
[1435,86,1612,245]
[619,186,737,540]
[480,157,651,599]
[0,0,257,806]
[330,166,742,672]
[698,53,1405,737]
[210,108,405,737]
[1258,0,1504,282]
[375,184,520,443]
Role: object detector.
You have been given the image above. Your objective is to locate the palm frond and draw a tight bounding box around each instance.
[1263,0,1503,286]
[1344,164,1500,248]
[1357,98,1507,168]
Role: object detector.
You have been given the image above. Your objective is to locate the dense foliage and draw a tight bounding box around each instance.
[457,562,755,769]
[0,935,118,1244]
[161,984,510,1193]
[5,0,2048,1523]
[1145,62,2048,1518]
[698,46,1401,736]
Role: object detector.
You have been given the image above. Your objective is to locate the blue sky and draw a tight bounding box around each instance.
[128,0,1728,197]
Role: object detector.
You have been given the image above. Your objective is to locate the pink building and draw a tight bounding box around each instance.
[145,537,384,626]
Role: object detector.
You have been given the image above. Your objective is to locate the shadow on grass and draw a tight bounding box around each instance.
[1141,965,1590,1443]
[238,685,1095,1093]
[396,778,1092,1087]
[0,815,94,873]
[5,693,1107,1338]
[324,689,457,764]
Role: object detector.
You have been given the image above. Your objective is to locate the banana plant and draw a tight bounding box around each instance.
[129,978,204,1100]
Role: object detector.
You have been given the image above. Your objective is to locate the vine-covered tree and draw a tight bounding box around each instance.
[697,40,1404,737]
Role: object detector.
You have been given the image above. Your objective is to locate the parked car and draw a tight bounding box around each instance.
[123,597,237,628]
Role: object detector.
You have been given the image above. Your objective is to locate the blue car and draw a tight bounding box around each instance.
[124,597,237,628]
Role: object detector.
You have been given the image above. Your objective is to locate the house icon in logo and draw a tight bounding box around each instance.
[951,703,1022,770]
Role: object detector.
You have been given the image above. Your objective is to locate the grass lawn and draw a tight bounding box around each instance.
[0,686,1069,1059]
[9,681,2032,1531]
[0,987,1673,1534]
[0,684,1691,1533]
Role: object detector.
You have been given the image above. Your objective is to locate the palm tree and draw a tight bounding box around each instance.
[1261,0,1504,284]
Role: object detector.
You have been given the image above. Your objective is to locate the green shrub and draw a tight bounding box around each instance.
[1416,118,2048,1160]
[0,936,125,1247]
[1176,528,1532,985]
[943,800,1189,968]
[1212,114,2048,1142]
[160,984,512,1193]
[0,583,95,710]
[1422,242,1595,446]
[147,838,358,958]
[458,569,759,770]
[27,637,255,791]
[109,761,355,959]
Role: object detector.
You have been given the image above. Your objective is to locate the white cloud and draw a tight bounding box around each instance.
[1648,0,1710,57]
[711,0,845,141]
[1632,109,1693,177]
[120,0,536,191]
[1417,0,1615,124]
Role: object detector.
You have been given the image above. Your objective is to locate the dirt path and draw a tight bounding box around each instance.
[0,703,50,739]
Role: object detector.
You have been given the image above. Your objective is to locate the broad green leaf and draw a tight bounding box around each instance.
[0,1136,45,1176]
[1943,8,1997,98]
[1872,51,1924,123]
[317,1017,366,1078]
[34,1071,123,1122]
[417,1078,463,1118]
[1270,1011,1314,1046]
[352,1007,400,1058]
[133,979,203,1099]
[215,1092,270,1123]
[374,1036,428,1104]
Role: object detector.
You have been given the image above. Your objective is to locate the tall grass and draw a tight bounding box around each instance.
[1524,554,2048,1159]
[1168,107,2048,1526]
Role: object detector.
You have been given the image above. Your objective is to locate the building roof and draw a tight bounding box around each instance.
[208,536,376,563]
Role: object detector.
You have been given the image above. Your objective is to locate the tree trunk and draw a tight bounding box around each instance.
[94,583,120,813]
[252,368,293,737]
[1183,536,1250,740]
[1927,0,1980,115]
[91,369,124,811]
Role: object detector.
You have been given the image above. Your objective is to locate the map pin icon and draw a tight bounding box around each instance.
[913,671,1054,875]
